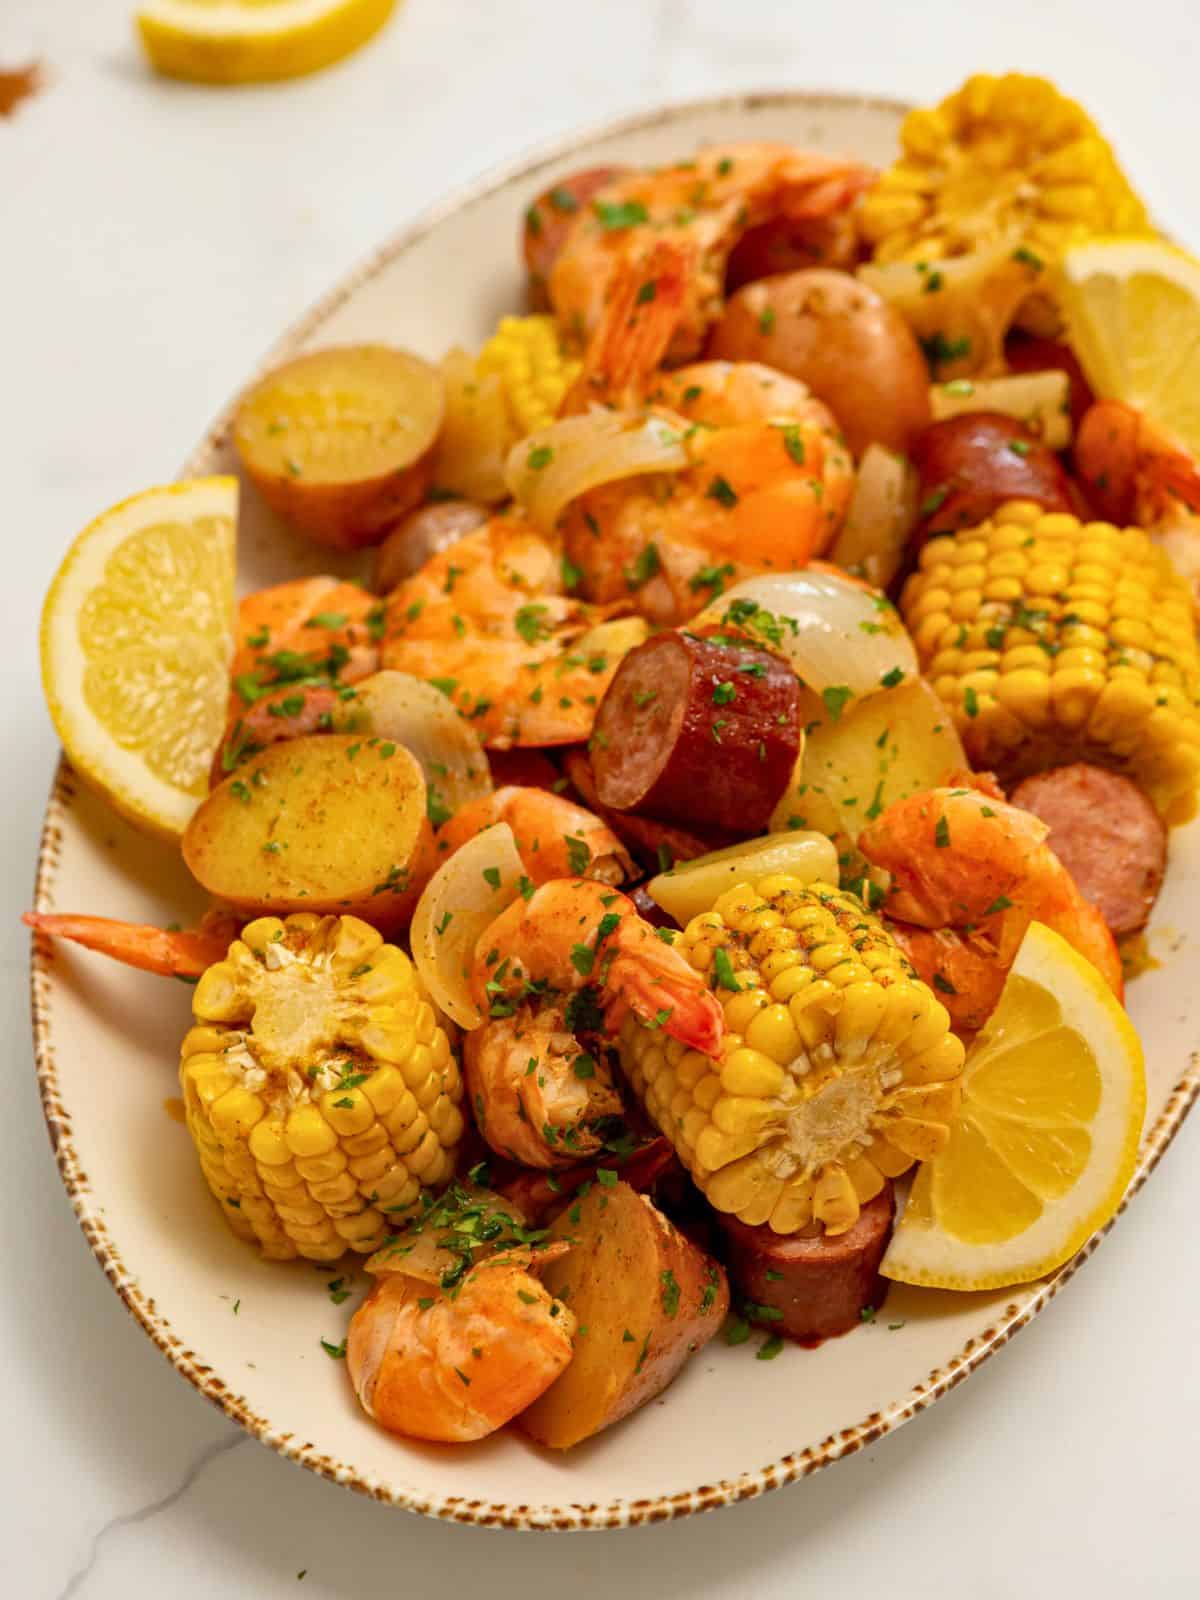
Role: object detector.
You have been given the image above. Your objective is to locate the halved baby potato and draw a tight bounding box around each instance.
[183,734,435,926]
[233,344,444,550]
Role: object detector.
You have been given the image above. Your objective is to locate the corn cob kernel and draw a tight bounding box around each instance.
[619,877,965,1237]
[476,315,581,436]
[180,914,463,1263]
[902,502,1200,818]
[861,74,1151,269]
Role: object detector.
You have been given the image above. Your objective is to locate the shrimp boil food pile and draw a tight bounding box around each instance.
[41,70,1200,1450]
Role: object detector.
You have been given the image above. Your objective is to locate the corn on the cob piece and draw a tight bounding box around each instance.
[861,73,1151,269]
[180,913,464,1263]
[618,877,965,1237]
[476,315,581,437]
[902,501,1200,819]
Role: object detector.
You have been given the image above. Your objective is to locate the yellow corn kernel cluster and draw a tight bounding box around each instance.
[860,73,1150,267]
[618,877,965,1237]
[180,914,463,1263]
[476,315,580,436]
[902,501,1200,819]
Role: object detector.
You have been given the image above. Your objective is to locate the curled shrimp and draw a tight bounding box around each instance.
[24,910,240,979]
[1075,399,1200,606]
[464,879,725,1166]
[378,513,639,748]
[859,784,1124,1009]
[463,998,624,1169]
[348,1249,575,1443]
[435,785,633,886]
[554,255,854,624]
[549,142,874,363]
[221,578,381,771]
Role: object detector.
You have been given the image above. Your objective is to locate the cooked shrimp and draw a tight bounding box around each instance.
[549,142,875,363]
[473,879,725,1054]
[557,268,854,624]
[230,577,380,711]
[435,786,633,885]
[859,785,1124,1003]
[464,997,624,1168]
[379,514,635,748]
[348,1250,575,1443]
[23,910,240,979]
[886,923,1009,1035]
[1075,399,1200,605]
[465,879,725,1166]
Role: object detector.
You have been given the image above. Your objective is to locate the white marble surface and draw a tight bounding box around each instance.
[5,0,1200,1593]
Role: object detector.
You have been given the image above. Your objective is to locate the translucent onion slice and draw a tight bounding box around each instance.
[828,443,919,591]
[505,408,689,534]
[647,831,838,926]
[697,568,918,706]
[930,370,1072,450]
[410,822,526,1029]
[350,671,493,820]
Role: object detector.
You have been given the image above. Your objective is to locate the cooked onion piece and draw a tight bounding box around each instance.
[348,671,493,818]
[930,370,1072,449]
[410,822,526,1028]
[647,830,838,926]
[828,444,919,590]
[698,569,918,706]
[505,409,690,534]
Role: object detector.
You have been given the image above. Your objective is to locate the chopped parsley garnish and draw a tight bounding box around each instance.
[822,684,853,723]
[526,446,553,471]
[593,199,649,230]
[705,474,739,509]
[712,947,741,992]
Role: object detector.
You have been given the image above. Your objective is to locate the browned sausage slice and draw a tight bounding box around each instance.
[1010,763,1167,936]
[590,632,800,834]
[912,413,1077,539]
[718,1185,895,1344]
[561,747,725,871]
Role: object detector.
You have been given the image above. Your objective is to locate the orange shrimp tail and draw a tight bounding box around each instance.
[607,952,725,1057]
[23,913,236,978]
[561,238,693,414]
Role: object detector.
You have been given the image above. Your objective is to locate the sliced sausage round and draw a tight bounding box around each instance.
[561,747,725,872]
[718,1185,895,1344]
[590,632,801,834]
[1010,763,1166,936]
[913,413,1077,540]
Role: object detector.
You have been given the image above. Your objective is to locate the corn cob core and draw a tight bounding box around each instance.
[860,72,1150,267]
[180,913,463,1263]
[476,315,581,437]
[902,501,1200,819]
[618,877,965,1237]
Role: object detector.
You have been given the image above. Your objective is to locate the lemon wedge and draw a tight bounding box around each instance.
[41,479,237,841]
[136,0,397,85]
[881,921,1146,1291]
[1058,237,1200,455]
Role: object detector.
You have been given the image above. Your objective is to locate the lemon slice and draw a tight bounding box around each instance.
[1058,237,1200,455]
[41,479,237,841]
[881,922,1145,1290]
[136,0,397,85]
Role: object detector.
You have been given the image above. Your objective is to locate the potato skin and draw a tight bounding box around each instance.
[183,734,435,927]
[519,1182,729,1450]
[371,498,488,594]
[707,268,930,457]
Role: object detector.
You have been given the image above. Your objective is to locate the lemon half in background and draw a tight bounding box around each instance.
[137,0,398,85]
[1058,237,1200,456]
[40,479,237,842]
[882,922,1146,1291]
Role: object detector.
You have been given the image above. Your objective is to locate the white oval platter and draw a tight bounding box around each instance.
[29,89,1200,1530]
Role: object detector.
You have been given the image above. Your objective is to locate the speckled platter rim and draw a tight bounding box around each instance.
[30,88,1200,1531]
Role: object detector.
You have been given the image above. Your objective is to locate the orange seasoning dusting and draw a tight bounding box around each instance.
[0,62,44,118]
